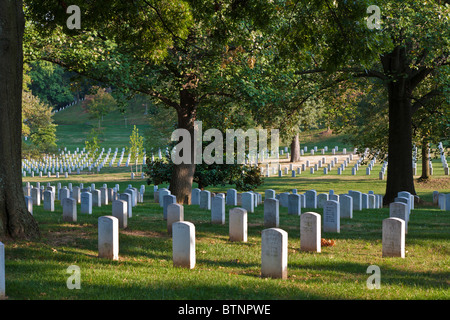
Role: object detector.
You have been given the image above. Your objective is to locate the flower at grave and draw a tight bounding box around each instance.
[321,238,336,247]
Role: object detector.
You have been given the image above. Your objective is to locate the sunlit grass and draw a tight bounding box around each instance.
[4,174,450,300]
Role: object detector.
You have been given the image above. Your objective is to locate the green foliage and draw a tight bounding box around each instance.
[128,125,145,173]
[84,128,101,159]
[22,89,58,154]
[145,151,264,191]
[27,60,75,108]
[81,86,117,128]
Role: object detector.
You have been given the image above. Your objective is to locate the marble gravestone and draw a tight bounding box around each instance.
[264,198,279,228]
[261,228,288,279]
[167,203,184,235]
[229,208,247,242]
[172,221,196,269]
[323,200,340,233]
[98,216,119,260]
[382,217,405,258]
[300,212,321,252]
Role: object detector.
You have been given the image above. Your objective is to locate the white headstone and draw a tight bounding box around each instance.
[167,203,184,234]
[191,188,201,205]
[340,194,353,219]
[305,190,317,209]
[119,193,133,218]
[288,193,301,216]
[261,228,288,279]
[382,217,405,258]
[31,187,41,206]
[317,193,329,209]
[349,191,362,211]
[264,198,279,228]
[80,192,92,214]
[98,216,119,260]
[323,200,340,233]
[92,189,101,208]
[62,197,77,222]
[25,195,33,215]
[211,196,225,225]
[300,212,321,252]
[389,202,408,233]
[226,189,237,206]
[229,208,247,242]
[172,221,195,269]
[43,190,54,212]
[200,190,211,210]
[241,192,254,213]
[112,200,128,229]
[163,194,177,220]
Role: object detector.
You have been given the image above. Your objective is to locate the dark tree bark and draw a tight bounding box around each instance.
[419,140,430,181]
[382,47,417,205]
[290,133,300,162]
[169,89,197,205]
[0,0,40,239]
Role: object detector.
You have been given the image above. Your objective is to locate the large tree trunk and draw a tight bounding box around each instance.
[169,89,197,205]
[382,47,416,205]
[0,0,40,239]
[419,140,430,181]
[290,133,300,162]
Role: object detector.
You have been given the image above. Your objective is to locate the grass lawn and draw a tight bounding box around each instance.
[3,168,449,301]
[52,101,150,151]
[11,112,449,301]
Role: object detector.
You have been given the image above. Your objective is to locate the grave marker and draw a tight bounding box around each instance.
[264,198,279,228]
[261,228,288,279]
[172,221,195,269]
[242,192,254,213]
[340,194,353,219]
[300,212,321,252]
[305,190,317,209]
[389,202,409,233]
[226,189,237,206]
[229,208,247,242]
[62,197,77,222]
[382,217,405,258]
[323,200,340,233]
[43,190,54,212]
[288,193,301,216]
[211,196,225,224]
[98,216,119,260]
[112,200,128,228]
[163,194,177,220]
[167,203,184,234]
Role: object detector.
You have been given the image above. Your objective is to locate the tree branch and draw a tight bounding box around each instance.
[410,89,442,114]
[40,56,181,111]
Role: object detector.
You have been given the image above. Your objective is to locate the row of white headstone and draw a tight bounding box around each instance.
[434,191,450,211]
[148,187,419,277]
[23,182,146,222]
[22,146,148,177]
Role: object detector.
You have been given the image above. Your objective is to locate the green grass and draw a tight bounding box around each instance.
[10,112,449,300]
[3,170,449,300]
[52,101,150,151]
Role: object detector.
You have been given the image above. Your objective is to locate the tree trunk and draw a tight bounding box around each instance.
[0,0,40,240]
[382,48,416,205]
[169,89,197,205]
[290,133,300,162]
[419,140,430,181]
